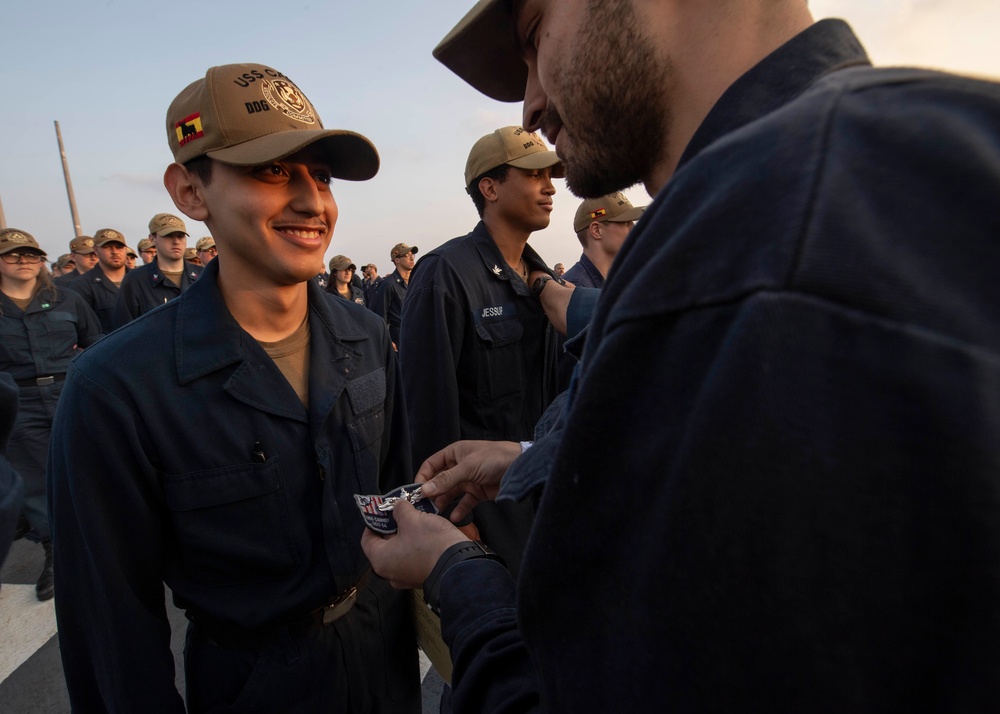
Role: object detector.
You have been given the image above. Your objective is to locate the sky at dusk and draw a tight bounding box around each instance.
[2,0,998,269]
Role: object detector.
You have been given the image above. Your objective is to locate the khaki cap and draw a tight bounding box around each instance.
[328,255,356,272]
[166,63,379,181]
[183,248,199,261]
[69,236,96,254]
[196,236,216,252]
[126,246,137,258]
[434,0,524,102]
[94,228,127,247]
[573,193,647,233]
[149,213,188,237]
[137,237,155,252]
[465,126,562,188]
[390,243,418,260]
[55,253,76,270]
[0,228,46,257]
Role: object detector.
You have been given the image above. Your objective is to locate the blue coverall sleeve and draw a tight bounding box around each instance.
[440,559,541,713]
[48,365,185,712]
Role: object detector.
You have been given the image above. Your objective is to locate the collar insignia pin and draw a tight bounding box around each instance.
[492,264,502,276]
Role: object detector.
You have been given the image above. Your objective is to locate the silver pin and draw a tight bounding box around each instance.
[376,486,425,512]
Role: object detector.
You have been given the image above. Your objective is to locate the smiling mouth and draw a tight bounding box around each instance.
[281,228,326,240]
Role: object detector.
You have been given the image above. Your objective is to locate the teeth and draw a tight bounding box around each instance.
[283,229,323,239]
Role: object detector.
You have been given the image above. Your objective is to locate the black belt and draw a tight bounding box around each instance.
[14,374,66,387]
[188,569,371,650]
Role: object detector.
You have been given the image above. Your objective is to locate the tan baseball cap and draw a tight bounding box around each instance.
[137,237,155,252]
[390,243,418,260]
[69,236,96,254]
[167,63,379,181]
[435,1,524,103]
[149,213,188,237]
[328,255,356,272]
[195,236,216,252]
[184,248,199,261]
[126,246,137,258]
[573,193,647,233]
[465,126,562,188]
[0,228,46,257]
[94,228,127,247]
[55,253,76,270]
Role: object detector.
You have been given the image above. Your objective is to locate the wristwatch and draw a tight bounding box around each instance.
[531,274,566,297]
[422,540,505,616]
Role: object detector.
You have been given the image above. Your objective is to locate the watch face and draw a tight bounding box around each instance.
[354,483,440,534]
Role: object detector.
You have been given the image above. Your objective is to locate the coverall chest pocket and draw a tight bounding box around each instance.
[42,311,80,359]
[474,317,524,403]
[162,458,299,587]
[346,368,387,493]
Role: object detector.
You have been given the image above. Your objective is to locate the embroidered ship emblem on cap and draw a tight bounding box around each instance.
[261,80,315,124]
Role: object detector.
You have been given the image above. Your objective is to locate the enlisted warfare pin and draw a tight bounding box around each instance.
[354,483,439,534]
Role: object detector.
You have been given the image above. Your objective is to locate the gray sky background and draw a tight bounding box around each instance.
[2,0,998,269]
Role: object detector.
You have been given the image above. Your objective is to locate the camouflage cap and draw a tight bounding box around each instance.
[465,126,562,188]
[93,228,127,247]
[0,228,46,257]
[148,213,188,238]
[69,236,96,254]
[167,63,379,181]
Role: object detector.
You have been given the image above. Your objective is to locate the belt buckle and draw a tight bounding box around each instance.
[36,376,55,386]
[322,586,358,625]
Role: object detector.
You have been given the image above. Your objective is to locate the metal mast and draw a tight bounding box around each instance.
[54,120,83,237]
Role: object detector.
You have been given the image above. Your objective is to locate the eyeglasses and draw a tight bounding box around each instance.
[1,252,44,264]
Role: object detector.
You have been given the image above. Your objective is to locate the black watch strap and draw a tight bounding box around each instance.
[422,540,505,616]
[531,274,566,297]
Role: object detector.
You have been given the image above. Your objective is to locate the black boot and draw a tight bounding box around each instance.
[36,540,54,601]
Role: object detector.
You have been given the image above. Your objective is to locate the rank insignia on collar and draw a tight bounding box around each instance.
[492,264,502,276]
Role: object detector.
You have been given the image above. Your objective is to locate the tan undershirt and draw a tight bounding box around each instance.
[9,295,32,312]
[258,315,311,408]
[161,269,183,287]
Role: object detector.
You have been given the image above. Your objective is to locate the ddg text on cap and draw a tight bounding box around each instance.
[465,126,562,188]
[167,63,380,182]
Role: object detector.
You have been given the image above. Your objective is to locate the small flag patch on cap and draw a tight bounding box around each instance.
[175,113,204,147]
[590,208,607,220]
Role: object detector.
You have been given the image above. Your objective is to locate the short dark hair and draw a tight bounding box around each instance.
[185,156,214,186]
[468,164,511,218]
